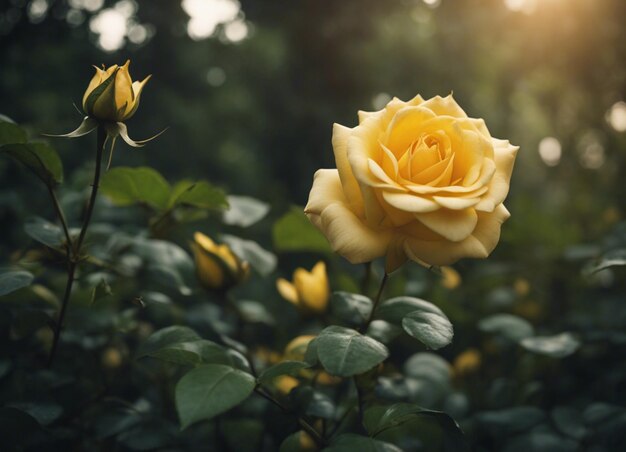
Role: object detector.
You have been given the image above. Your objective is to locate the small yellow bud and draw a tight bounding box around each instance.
[513,278,530,297]
[275,375,300,395]
[453,348,481,377]
[192,232,250,291]
[82,60,151,122]
[440,266,461,289]
[102,347,123,369]
[283,335,316,361]
[276,261,330,314]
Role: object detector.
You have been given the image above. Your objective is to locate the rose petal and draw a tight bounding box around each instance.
[432,195,480,210]
[277,278,299,305]
[332,123,364,215]
[383,106,437,156]
[475,140,518,212]
[305,170,392,263]
[404,204,510,266]
[382,191,440,213]
[416,208,478,242]
[420,94,468,118]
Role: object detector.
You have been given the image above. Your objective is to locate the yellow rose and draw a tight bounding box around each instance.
[305,94,518,271]
[192,232,250,291]
[276,261,330,314]
[82,60,151,122]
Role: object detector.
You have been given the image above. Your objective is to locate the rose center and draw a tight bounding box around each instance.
[395,132,455,187]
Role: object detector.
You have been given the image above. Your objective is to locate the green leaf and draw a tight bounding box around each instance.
[232,299,275,325]
[24,216,64,248]
[375,296,453,349]
[132,238,195,295]
[1,142,63,186]
[223,195,270,227]
[169,180,228,210]
[150,340,232,366]
[402,310,453,350]
[520,332,580,358]
[221,234,277,276]
[0,119,27,145]
[375,296,444,325]
[0,270,34,297]
[137,326,200,357]
[303,338,319,366]
[175,364,255,429]
[403,353,451,385]
[366,403,468,452]
[325,434,403,452]
[100,166,171,210]
[315,326,388,377]
[331,292,373,327]
[273,206,331,253]
[476,406,546,437]
[258,361,310,384]
[478,313,534,342]
[137,325,233,367]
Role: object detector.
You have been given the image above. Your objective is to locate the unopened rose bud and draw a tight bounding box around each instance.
[82,60,151,123]
[192,232,250,291]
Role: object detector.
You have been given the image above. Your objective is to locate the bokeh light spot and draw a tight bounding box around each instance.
[607,101,626,132]
[538,137,562,167]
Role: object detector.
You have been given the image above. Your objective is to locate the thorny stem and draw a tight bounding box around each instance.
[47,126,106,367]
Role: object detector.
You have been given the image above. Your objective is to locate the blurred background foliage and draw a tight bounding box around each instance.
[1,0,626,451]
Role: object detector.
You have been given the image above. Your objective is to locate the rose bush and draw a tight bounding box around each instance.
[306,94,518,271]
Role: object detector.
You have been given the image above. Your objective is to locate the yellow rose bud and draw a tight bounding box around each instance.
[440,266,461,289]
[305,94,518,271]
[274,375,300,395]
[192,232,250,291]
[101,347,124,369]
[82,60,151,122]
[276,261,330,314]
[283,335,316,361]
[453,348,481,377]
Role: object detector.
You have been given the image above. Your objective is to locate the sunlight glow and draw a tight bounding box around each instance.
[182,0,241,41]
[504,0,569,14]
[538,137,562,166]
[88,1,150,52]
[90,8,127,51]
[607,101,626,132]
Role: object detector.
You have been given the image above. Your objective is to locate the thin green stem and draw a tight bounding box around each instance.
[47,126,106,367]
[74,126,106,258]
[360,272,389,332]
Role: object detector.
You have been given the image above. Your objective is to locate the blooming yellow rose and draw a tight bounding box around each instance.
[276,261,330,314]
[192,232,250,291]
[305,94,518,271]
[82,60,151,122]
